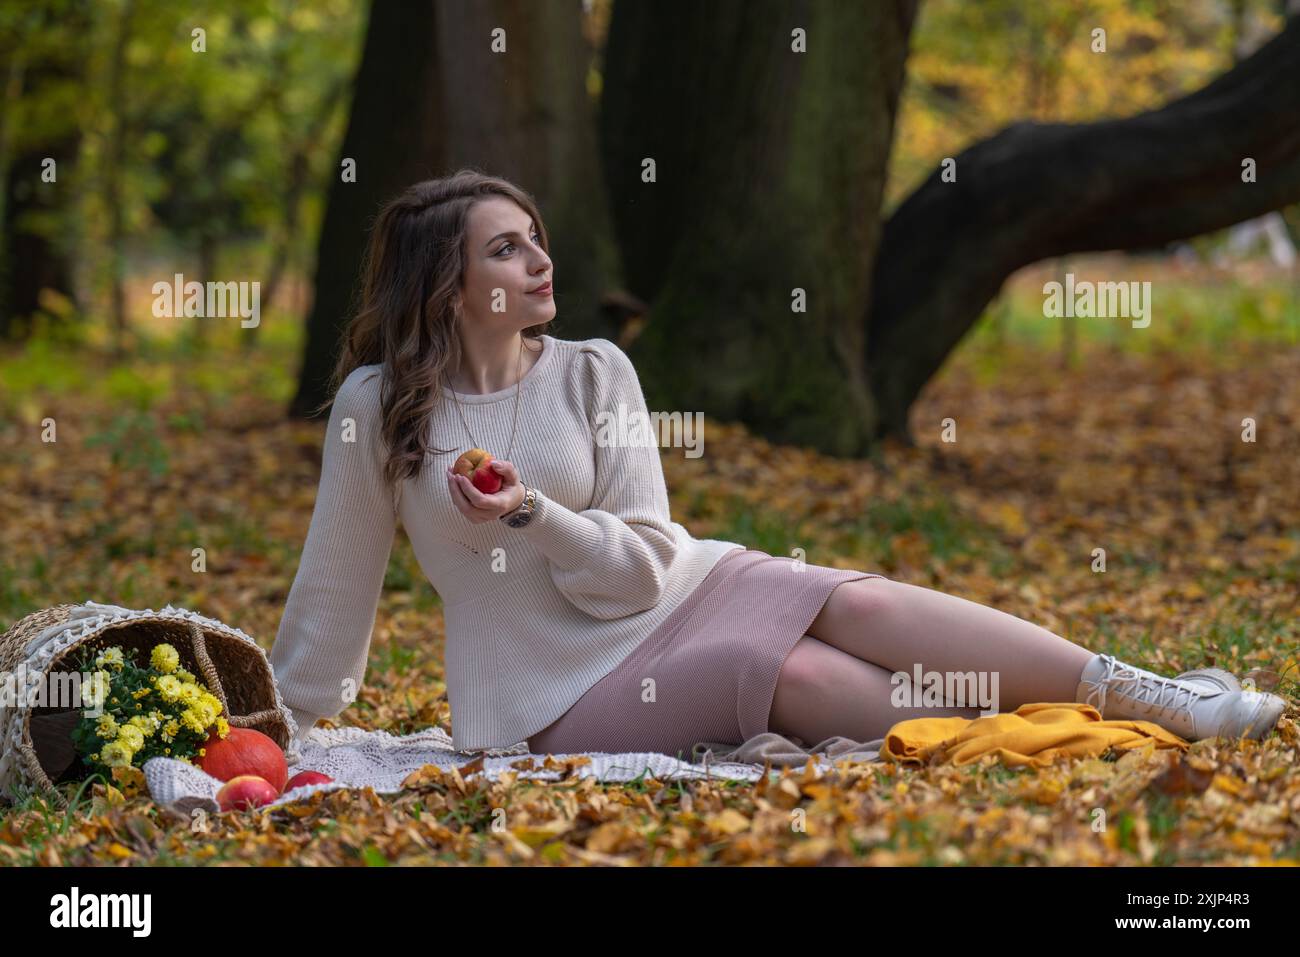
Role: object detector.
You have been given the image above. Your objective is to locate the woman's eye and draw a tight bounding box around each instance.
[496,232,540,256]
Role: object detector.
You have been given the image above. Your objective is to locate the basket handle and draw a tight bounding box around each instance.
[186,622,230,718]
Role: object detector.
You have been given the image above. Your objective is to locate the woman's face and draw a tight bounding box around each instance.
[460,196,555,332]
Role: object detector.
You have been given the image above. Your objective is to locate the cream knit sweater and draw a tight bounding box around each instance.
[268,334,745,752]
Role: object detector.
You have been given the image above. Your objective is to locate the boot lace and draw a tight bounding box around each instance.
[1082,654,1209,718]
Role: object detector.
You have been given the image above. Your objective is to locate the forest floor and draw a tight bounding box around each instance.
[1,262,1297,865]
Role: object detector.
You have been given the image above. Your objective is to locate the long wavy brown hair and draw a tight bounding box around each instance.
[312,169,556,517]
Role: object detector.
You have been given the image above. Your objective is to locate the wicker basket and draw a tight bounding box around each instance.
[0,600,299,808]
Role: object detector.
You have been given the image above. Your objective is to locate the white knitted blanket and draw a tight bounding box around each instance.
[142,724,798,821]
[0,599,845,818]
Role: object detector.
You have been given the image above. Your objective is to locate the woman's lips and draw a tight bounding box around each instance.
[527,282,552,296]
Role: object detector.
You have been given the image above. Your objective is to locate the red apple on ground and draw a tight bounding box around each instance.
[285,770,334,791]
[197,726,288,794]
[453,448,503,495]
[217,775,280,812]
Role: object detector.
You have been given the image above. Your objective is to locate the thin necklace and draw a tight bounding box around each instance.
[449,336,526,463]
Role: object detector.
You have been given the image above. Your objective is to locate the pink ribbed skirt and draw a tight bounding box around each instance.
[525,547,887,759]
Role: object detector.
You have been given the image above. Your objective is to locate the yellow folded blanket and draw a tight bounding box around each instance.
[881,702,1189,768]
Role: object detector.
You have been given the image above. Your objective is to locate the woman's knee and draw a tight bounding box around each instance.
[819,577,898,640]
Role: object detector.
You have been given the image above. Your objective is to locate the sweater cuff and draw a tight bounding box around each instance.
[287,705,322,743]
[511,489,605,569]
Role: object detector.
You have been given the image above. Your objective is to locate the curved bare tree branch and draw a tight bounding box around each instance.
[868,16,1300,440]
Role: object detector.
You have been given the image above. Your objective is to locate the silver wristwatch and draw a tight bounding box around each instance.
[500,485,539,528]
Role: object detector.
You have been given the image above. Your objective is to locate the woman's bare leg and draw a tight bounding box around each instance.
[769,635,985,744]
[806,577,1097,710]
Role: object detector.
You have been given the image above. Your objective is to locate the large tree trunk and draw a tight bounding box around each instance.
[433,0,621,345]
[290,0,439,416]
[291,0,618,418]
[601,0,918,457]
[0,4,86,341]
[868,16,1300,441]
[2,140,78,340]
[294,2,1300,454]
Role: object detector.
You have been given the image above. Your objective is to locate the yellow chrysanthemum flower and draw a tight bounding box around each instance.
[96,714,119,738]
[128,714,158,735]
[81,671,111,709]
[193,701,217,727]
[214,717,230,737]
[155,675,182,702]
[117,726,145,751]
[150,643,180,674]
[100,741,133,768]
[96,647,125,670]
[178,683,202,706]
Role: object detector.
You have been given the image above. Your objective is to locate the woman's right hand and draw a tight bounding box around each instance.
[446,460,525,524]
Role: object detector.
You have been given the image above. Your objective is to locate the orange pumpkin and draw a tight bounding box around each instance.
[197,727,288,794]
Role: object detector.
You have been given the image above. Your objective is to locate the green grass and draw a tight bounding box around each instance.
[383,540,442,610]
[859,496,978,560]
[0,773,116,860]
[1183,593,1299,684]
[708,485,1019,578]
[82,411,171,478]
[710,493,814,557]
[838,492,1018,575]
[1086,621,1163,666]
[963,272,1300,379]
[370,641,419,677]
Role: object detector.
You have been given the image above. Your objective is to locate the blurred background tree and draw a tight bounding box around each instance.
[0,0,361,354]
[1,0,1296,454]
[0,0,90,342]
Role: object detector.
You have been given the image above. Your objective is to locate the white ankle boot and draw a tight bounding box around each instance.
[1174,666,1240,694]
[1076,653,1285,742]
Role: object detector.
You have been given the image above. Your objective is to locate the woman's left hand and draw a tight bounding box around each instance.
[446,459,525,524]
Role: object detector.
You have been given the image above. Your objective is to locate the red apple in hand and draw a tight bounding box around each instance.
[217,775,280,812]
[453,448,503,495]
[285,770,334,791]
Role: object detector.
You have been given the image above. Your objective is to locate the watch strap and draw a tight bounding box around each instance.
[501,485,539,527]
